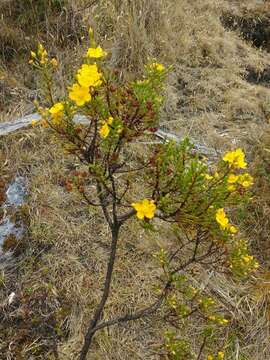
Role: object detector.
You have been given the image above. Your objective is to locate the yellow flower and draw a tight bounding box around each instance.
[223,148,247,169]
[217,351,225,360]
[227,174,238,183]
[86,46,107,59]
[50,58,58,67]
[216,208,229,229]
[203,173,213,180]
[238,173,253,188]
[99,117,114,138]
[77,64,102,88]
[69,83,91,106]
[228,185,236,192]
[37,43,48,65]
[242,255,253,263]
[149,62,165,72]
[132,199,156,220]
[216,209,237,233]
[229,225,237,234]
[207,356,214,360]
[37,43,45,55]
[107,116,113,125]
[49,102,64,120]
[31,119,38,126]
[100,123,110,138]
[219,318,229,325]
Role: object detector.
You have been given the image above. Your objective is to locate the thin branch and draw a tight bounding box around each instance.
[196,336,207,360]
[84,293,166,336]
[80,223,120,360]
[81,189,102,207]
[118,209,136,224]
[96,181,112,228]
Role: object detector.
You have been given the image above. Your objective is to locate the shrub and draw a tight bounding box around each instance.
[29,30,258,359]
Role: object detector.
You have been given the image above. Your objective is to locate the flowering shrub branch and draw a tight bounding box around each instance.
[29,30,258,359]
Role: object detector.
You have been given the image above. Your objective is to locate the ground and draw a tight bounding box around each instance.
[0,1,270,359]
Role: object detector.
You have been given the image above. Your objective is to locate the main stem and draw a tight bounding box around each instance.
[80,224,120,360]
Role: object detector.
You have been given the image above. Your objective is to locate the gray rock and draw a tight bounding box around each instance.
[0,112,218,159]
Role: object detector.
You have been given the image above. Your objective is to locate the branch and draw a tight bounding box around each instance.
[80,174,123,359]
[84,293,166,336]
[196,336,207,360]
[118,209,136,224]
[80,224,120,360]
[81,189,102,207]
[96,182,112,228]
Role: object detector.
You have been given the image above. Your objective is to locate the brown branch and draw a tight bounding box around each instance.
[80,223,120,360]
[196,336,207,360]
[80,189,101,207]
[118,209,136,224]
[80,168,122,359]
[96,182,112,228]
[86,118,98,163]
[82,293,166,339]
[108,169,118,223]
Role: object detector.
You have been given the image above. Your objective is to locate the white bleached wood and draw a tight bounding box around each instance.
[0,113,218,158]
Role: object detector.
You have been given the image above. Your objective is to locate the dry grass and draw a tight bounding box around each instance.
[0,0,86,121]
[0,0,270,359]
[242,130,270,264]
